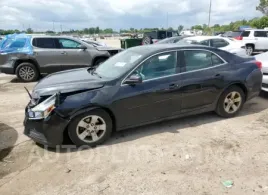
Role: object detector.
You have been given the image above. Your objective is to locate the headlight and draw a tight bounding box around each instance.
[28,94,56,120]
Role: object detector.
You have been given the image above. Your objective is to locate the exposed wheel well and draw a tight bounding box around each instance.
[63,107,117,144]
[92,56,109,66]
[14,59,40,73]
[245,43,255,49]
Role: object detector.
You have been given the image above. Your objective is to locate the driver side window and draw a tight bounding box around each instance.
[135,52,177,81]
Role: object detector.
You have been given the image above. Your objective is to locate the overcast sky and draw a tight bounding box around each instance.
[0,0,262,31]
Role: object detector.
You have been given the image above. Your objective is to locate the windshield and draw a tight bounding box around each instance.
[94,50,143,79]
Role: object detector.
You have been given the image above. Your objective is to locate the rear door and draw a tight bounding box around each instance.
[253,31,268,50]
[57,38,93,71]
[179,49,227,112]
[32,37,62,73]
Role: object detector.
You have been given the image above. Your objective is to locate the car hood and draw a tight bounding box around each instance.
[32,68,105,97]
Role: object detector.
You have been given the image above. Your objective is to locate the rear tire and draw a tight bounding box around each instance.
[246,45,254,56]
[68,109,113,147]
[15,62,39,82]
[216,86,245,118]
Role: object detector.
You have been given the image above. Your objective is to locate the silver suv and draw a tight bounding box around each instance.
[0,35,122,82]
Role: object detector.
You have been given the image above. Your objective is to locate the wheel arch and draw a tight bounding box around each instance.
[217,82,248,103]
[14,58,40,73]
[92,56,109,66]
[67,106,117,131]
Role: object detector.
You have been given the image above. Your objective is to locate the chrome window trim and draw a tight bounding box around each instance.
[121,48,227,86]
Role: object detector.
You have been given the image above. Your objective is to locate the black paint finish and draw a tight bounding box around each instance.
[24,45,262,146]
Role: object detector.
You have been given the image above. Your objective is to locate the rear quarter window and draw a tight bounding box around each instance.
[241,31,250,37]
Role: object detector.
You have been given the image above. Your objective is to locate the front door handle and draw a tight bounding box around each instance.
[61,51,67,55]
[214,74,224,79]
[169,84,179,89]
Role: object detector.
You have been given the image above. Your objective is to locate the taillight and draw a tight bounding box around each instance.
[235,36,243,40]
[255,61,262,69]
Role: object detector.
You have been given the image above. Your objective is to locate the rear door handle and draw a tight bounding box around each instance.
[214,74,224,79]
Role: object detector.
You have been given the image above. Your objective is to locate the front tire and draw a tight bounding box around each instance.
[15,62,39,82]
[68,109,113,147]
[216,86,245,118]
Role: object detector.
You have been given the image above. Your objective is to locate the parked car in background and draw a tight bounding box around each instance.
[180,36,247,57]
[24,44,262,147]
[0,35,122,82]
[155,35,193,44]
[142,30,178,45]
[222,31,244,40]
[241,29,268,55]
[81,39,107,47]
[254,51,268,92]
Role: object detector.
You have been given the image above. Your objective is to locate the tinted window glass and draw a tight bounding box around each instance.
[211,39,229,48]
[58,38,82,49]
[241,31,250,37]
[199,40,210,46]
[135,52,177,81]
[254,31,268,37]
[183,50,224,72]
[33,38,56,48]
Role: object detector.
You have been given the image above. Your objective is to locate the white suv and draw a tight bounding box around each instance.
[242,29,268,55]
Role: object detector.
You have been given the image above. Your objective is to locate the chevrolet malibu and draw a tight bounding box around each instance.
[24,44,262,147]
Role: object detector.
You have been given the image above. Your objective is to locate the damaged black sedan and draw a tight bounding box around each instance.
[24,44,262,147]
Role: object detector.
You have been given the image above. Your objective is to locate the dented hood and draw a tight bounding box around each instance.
[32,68,105,97]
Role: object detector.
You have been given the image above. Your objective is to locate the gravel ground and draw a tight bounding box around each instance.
[1,72,268,195]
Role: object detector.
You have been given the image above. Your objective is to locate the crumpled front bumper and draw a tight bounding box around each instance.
[24,111,69,147]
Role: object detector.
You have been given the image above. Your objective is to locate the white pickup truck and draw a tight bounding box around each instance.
[241,29,268,55]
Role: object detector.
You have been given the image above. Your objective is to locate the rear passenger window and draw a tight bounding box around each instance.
[183,50,224,72]
[254,31,268,37]
[241,31,250,37]
[33,38,56,48]
[211,39,229,48]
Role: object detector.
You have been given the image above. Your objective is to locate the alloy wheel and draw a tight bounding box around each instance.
[223,91,242,114]
[19,66,35,81]
[246,47,253,56]
[76,115,106,143]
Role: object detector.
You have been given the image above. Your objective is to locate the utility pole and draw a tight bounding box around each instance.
[208,0,212,28]
[60,24,62,34]
[166,12,169,37]
[53,21,55,32]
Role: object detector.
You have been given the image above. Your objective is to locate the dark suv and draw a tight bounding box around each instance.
[0,35,122,82]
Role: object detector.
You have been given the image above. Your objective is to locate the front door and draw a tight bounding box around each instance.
[254,31,268,50]
[179,49,227,113]
[111,51,183,129]
[57,38,92,70]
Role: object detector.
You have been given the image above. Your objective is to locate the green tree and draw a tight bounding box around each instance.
[95,27,100,34]
[178,25,184,32]
[256,0,268,15]
[26,28,33,34]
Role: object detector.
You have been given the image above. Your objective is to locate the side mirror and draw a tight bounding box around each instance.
[124,74,142,85]
[80,45,87,50]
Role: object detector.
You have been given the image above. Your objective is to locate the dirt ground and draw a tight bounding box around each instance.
[1,72,268,195]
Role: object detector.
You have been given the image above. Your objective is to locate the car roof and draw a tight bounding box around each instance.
[127,44,213,55]
[245,29,268,31]
[30,35,77,39]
